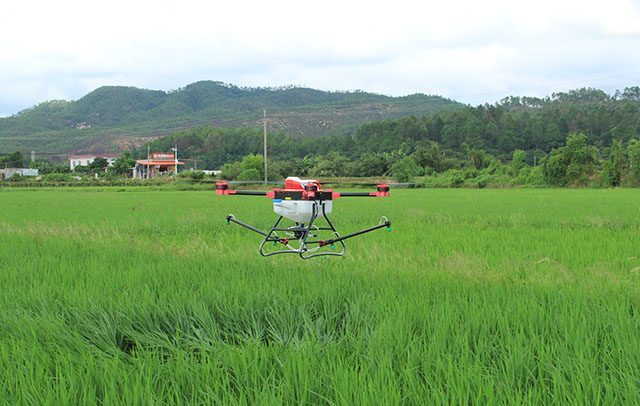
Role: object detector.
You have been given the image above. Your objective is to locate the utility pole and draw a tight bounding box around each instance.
[263,109,268,184]
[31,151,35,163]
[173,144,178,175]
[146,144,150,179]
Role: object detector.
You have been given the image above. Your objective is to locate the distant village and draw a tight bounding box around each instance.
[1,151,220,181]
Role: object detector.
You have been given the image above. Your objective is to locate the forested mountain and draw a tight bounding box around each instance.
[141,87,640,169]
[349,87,640,161]
[0,81,461,156]
[5,86,639,188]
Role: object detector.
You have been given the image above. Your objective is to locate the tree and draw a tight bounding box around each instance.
[237,168,261,181]
[355,152,388,177]
[543,133,597,186]
[0,151,24,168]
[29,158,69,174]
[412,142,447,173]
[509,149,527,177]
[309,152,352,177]
[240,154,264,179]
[617,86,640,101]
[89,157,109,172]
[220,161,242,180]
[463,144,490,170]
[391,157,420,183]
[628,139,640,186]
[601,140,625,187]
[511,149,527,171]
[262,160,282,181]
[111,153,136,176]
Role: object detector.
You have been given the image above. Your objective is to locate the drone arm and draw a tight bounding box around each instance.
[232,190,269,196]
[336,191,380,197]
[332,183,390,198]
[308,219,392,247]
[226,215,269,236]
[216,181,275,197]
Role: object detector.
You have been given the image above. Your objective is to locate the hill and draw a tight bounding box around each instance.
[0,81,462,157]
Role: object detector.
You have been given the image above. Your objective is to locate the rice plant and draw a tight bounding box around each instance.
[0,188,639,403]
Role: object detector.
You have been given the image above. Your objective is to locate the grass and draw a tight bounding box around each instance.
[1,188,639,403]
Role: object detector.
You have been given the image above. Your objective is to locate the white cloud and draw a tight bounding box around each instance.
[0,0,639,116]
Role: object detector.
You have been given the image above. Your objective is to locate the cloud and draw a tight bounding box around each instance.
[0,0,639,116]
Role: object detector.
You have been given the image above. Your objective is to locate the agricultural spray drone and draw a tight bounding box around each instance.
[216,177,392,259]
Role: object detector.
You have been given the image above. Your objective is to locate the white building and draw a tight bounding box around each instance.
[1,168,39,180]
[69,154,119,171]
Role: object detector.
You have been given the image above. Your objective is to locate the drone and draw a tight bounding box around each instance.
[216,177,391,259]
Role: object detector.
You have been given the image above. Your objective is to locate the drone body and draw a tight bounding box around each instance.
[216,177,391,259]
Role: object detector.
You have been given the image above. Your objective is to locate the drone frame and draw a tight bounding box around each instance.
[218,179,391,259]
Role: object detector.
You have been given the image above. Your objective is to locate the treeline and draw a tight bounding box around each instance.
[0,151,137,183]
[133,127,345,169]
[6,86,640,187]
[348,87,640,161]
[133,87,640,186]
[209,133,640,188]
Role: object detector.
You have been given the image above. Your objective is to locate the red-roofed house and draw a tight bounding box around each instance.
[134,153,185,179]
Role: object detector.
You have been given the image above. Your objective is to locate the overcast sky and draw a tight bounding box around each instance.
[1,0,639,117]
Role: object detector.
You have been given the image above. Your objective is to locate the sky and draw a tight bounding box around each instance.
[1,0,639,117]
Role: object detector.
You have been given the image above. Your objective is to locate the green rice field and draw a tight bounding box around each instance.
[1,188,639,404]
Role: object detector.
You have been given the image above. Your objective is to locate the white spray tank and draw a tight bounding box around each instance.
[273,177,333,223]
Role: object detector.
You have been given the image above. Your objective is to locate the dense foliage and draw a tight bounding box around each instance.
[347,87,640,160]
[0,151,24,168]
[0,81,459,153]
[129,87,640,187]
[4,86,639,187]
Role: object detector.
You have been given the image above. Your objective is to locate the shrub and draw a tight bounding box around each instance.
[237,168,261,181]
[178,171,205,180]
[391,157,420,183]
[41,173,74,182]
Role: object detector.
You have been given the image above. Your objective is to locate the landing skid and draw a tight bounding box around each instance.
[226,201,391,259]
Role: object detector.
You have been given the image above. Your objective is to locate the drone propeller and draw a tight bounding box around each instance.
[215,180,390,199]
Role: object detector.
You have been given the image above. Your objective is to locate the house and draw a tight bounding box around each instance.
[133,153,185,179]
[2,168,39,180]
[69,154,120,171]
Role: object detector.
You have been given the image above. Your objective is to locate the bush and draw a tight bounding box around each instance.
[220,162,242,180]
[391,157,420,183]
[7,174,26,182]
[178,171,205,180]
[474,174,489,189]
[191,171,205,180]
[41,173,74,182]
[525,166,546,187]
[442,169,465,188]
[237,168,261,181]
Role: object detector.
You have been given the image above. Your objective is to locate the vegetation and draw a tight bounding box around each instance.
[162,131,638,187]
[128,86,640,186]
[0,151,25,167]
[0,81,460,153]
[3,85,639,188]
[0,188,639,403]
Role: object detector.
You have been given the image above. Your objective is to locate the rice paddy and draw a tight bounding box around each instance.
[1,188,639,403]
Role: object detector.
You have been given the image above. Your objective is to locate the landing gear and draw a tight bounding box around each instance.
[226,201,391,259]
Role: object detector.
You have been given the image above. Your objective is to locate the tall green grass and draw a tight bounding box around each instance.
[1,189,639,403]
